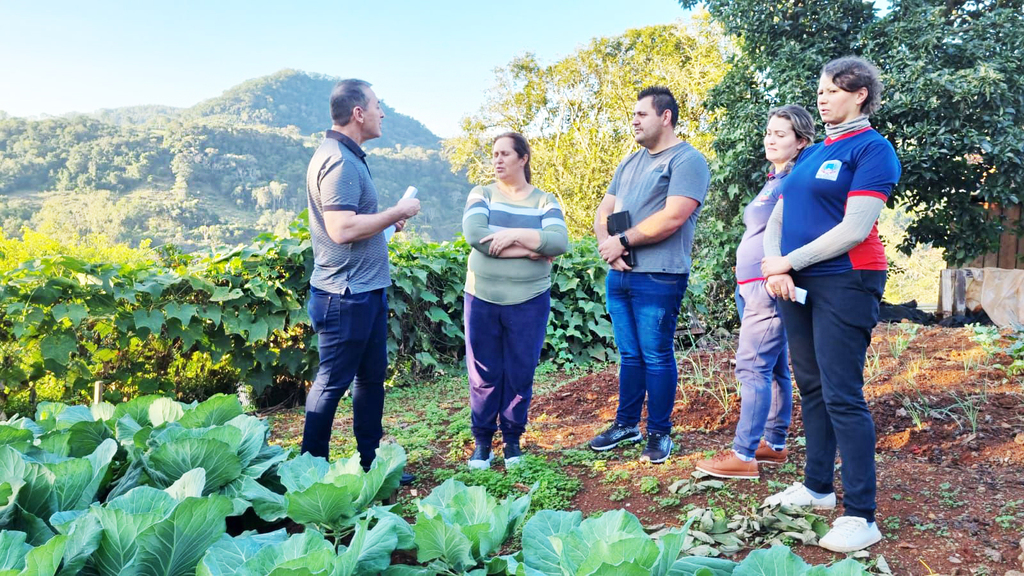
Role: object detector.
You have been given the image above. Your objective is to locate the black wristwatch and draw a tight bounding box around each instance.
[618,233,630,248]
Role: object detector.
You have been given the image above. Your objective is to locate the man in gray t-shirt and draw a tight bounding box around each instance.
[589,86,710,464]
[301,79,420,478]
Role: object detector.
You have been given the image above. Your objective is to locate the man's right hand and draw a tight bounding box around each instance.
[395,198,421,219]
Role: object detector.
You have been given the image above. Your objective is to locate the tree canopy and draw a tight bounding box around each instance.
[443,15,730,237]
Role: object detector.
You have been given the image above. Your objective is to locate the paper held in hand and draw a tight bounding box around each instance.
[384,186,418,243]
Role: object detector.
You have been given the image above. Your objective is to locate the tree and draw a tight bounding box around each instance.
[680,0,1024,269]
[443,14,730,237]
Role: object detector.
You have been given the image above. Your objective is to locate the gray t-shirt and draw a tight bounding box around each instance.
[306,131,391,294]
[608,141,710,274]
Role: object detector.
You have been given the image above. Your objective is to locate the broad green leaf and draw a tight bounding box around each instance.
[243,443,289,479]
[243,529,335,575]
[285,476,360,527]
[0,481,24,527]
[55,513,102,576]
[163,303,197,329]
[197,530,289,576]
[732,546,809,576]
[52,303,88,327]
[164,468,207,501]
[575,537,660,576]
[0,531,31,571]
[178,394,244,428]
[40,332,78,366]
[134,495,233,576]
[66,420,112,457]
[805,559,870,576]
[209,286,244,302]
[413,512,475,572]
[132,309,165,336]
[335,517,400,576]
[276,452,329,492]
[145,438,242,494]
[222,476,287,522]
[0,426,33,452]
[19,534,66,576]
[225,414,267,469]
[113,395,163,426]
[148,398,184,427]
[521,509,582,576]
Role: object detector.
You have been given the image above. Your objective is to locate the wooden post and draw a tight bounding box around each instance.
[939,269,953,317]
[93,381,103,405]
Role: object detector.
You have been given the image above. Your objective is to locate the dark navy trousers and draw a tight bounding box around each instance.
[780,270,886,522]
[465,290,550,444]
[301,285,387,468]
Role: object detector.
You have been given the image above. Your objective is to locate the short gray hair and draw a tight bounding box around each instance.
[821,57,884,116]
[330,79,371,126]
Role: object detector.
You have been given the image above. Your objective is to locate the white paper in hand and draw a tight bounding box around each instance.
[384,186,419,243]
[795,287,808,305]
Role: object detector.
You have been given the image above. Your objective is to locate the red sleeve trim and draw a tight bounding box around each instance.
[737,277,766,285]
[847,190,888,201]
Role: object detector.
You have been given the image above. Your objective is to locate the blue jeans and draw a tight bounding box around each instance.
[301,286,388,468]
[733,280,792,458]
[606,270,688,435]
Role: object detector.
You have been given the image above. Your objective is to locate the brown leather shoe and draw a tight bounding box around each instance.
[754,439,788,465]
[695,450,758,479]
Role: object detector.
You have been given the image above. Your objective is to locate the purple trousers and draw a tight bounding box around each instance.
[465,290,550,443]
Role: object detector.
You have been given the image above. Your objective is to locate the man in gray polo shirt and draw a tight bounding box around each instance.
[301,79,420,478]
[589,86,710,463]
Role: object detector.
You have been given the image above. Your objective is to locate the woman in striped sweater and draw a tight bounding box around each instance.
[462,132,569,470]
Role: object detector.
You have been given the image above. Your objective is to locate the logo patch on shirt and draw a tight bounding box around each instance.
[816,160,842,181]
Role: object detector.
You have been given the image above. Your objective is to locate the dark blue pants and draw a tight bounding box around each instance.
[733,280,792,457]
[606,270,688,435]
[465,290,550,443]
[780,270,886,522]
[301,286,388,468]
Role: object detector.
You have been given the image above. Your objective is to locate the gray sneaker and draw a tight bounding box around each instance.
[589,423,643,451]
[640,432,673,464]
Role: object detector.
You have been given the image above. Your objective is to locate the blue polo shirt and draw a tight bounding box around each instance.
[780,128,901,276]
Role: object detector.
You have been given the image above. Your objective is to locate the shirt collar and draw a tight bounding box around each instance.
[325,130,366,160]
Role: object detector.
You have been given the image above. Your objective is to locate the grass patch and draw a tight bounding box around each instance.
[432,454,582,512]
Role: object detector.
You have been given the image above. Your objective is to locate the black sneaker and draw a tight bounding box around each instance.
[641,432,673,464]
[504,440,523,468]
[468,443,493,470]
[399,472,415,486]
[589,423,643,451]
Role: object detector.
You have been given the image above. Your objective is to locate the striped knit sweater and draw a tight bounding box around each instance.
[462,184,569,305]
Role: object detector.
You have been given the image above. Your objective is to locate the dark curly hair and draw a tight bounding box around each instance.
[821,56,884,116]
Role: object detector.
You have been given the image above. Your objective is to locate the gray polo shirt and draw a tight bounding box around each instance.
[306,130,391,294]
[608,141,710,274]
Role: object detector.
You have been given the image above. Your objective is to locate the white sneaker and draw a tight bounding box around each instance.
[818,516,882,552]
[762,482,836,509]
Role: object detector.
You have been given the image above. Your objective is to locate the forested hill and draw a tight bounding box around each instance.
[0,70,468,250]
[182,70,440,149]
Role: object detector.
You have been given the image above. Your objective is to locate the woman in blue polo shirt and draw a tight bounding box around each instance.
[760,56,901,553]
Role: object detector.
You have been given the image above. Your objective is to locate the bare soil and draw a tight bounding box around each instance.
[270,324,1024,574]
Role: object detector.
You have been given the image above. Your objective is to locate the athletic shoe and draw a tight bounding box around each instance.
[504,441,523,468]
[399,472,415,486]
[762,481,836,509]
[818,516,882,552]
[754,439,789,465]
[695,450,758,479]
[640,432,673,464]
[468,443,493,470]
[589,423,643,451]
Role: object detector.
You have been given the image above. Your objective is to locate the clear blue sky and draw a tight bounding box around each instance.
[0,0,690,137]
